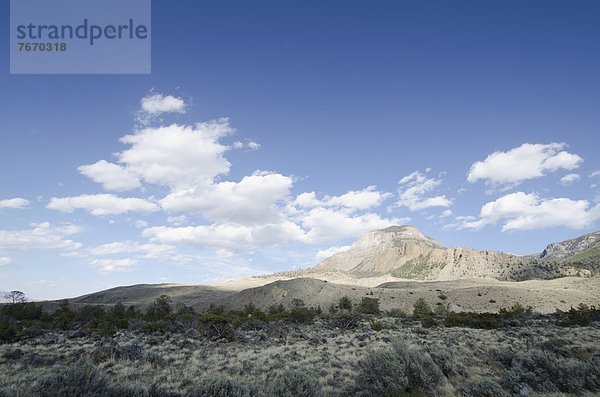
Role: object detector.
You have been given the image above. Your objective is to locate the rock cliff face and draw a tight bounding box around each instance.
[313,226,599,281]
[539,231,600,261]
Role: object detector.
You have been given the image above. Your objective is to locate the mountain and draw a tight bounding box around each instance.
[313,226,600,281]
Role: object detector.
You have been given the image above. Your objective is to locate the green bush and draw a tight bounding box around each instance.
[357,297,380,315]
[387,308,407,318]
[145,295,172,321]
[264,368,323,397]
[190,375,258,397]
[339,296,353,312]
[1,302,44,321]
[412,298,432,318]
[560,304,593,326]
[498,303,532,318]
[0,320,17,342]
[444,312,502,329]
[352,341,446,396]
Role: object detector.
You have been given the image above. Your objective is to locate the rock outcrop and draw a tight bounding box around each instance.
[313,225,599,281]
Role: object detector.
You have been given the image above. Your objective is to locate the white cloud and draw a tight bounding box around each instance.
[248,141,260,150]
[140,93,186,115]
[293,186,390,212]
[396,171,452,211]
[78,160,141,191]
[0,198,29,209]
[0,223,82,264]
[161,172,293,225]
[90,258,137,273]
[89,241,175,259]
[558,173,580,186]
[467,143,583,187]
[590,170,600,178]
[118,121,233,188]
[301,207,404,243]
[47,194,159,216]
[143,221,306,251]
[461,192,600,231]
[167,215,188,226]
[0,257,12,266]
[316,245,351,260]
[440,209,453,218]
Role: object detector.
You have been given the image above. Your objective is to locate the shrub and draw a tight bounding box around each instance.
[434,303,447,315]
[412,298,432,318]
[1,302,44,321]
[327,313,361,330]
[339,296,353,312]
[444,312,502,329]
[357,297,380,315]
[457,380,509,397]
[387,308,407,318]
[352,341,446,396]
[560,304,593,326]
[264,368,323,397]
[498,303,532,318]
[145,295,172,321]
[190,375,258,397]
[28,360,108,396]
[0,320,17,342]
[503,349,600,393]
[369,319,389,331]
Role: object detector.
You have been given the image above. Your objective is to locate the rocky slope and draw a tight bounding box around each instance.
[313,226,599,281]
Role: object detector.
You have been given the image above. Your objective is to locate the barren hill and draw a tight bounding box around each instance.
[313,226,599,281]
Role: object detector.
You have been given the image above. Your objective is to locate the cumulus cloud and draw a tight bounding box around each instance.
[440,209,453,218]
[118,120,233,188]
[467,143,583,187]
[47,194,159,216]
[293,186,391,212]
[143,221,307,251]
[461,192,600,231]
[558,173,580,186]
[590,170,600,178]
[89,241,175,259]
[51,93,405,257]
[161,172,293,225]
[0,198,29,209]
[140,93,186,115]
[0,257,12,266]
[0,222,82,265]
[90,258,137,273]
[78,160,141,191]
[300,207,404,243]
[396,171,452,211]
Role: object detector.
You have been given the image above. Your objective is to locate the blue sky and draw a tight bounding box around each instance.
[1,1,599,300]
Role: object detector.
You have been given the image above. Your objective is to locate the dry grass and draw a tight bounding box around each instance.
[0,316,598,396]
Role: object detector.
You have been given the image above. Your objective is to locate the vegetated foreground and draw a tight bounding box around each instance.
[1,295,599,396]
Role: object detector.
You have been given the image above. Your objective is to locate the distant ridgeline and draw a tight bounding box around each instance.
[306,226,600,281]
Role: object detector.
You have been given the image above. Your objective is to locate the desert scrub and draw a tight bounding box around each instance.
[264,368,323,397]
[456,380,509,397]
[351,340,450,396]
[502,348,600,394]
[28,359,108,397]
[190,375,259,397]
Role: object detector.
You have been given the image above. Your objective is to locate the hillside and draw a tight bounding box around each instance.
[313,226,600,281]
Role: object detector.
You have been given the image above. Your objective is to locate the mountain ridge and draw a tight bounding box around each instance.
[313,226,600,281]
